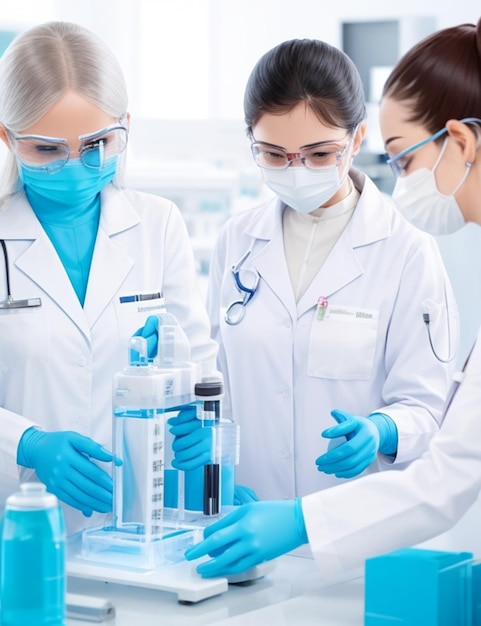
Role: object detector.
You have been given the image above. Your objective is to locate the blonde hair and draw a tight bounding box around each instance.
[0,21,128,203]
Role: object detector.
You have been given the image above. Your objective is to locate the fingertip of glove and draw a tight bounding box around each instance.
[321,426,339,439]
[184,547,198,561]
[330,409,349,423]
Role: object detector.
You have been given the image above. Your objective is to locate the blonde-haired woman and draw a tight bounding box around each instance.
[0,21,216,532]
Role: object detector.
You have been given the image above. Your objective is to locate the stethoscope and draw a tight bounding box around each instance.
[422,285,456,363]
[224,250,260,325]
[0,239,42,309]
[423,312,456,363]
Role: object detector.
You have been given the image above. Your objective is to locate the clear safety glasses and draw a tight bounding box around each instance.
[224,250,260,326]
[251,131,355,171]
[8,121,129,174]
[385,117,481,177]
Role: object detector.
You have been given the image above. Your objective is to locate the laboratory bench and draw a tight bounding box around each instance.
[66,553,365,626]
[65,492,481,625]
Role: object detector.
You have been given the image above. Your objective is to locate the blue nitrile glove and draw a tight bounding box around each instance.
[17,427,122,517]
[168,407,213,471]
[133,314,159,360]
[184,498,308,578]
[234,484,259,505]
[315,409,398,479]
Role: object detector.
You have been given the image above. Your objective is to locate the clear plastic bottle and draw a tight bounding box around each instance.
[0,482,66,626]
[112,320,197,538]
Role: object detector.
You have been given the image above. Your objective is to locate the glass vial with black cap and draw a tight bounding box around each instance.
[195,378,223,516]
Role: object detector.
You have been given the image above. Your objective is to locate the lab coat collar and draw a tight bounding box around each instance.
[243,195,284,241]
[241,170,393,319]
[0,187,139,341]
[0,185,140,239]
[243,169,391,246]
[98,184,140,235]
[346,168,392,246]
[82,186,138,329]
[243,196,298,318]
[0,191,41,238]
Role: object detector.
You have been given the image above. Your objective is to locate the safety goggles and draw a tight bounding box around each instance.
[386,117,481,177]
[7,120,129,174]
[251,130,355,171]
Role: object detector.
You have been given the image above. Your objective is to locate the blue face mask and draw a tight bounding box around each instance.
[20,157,118,210]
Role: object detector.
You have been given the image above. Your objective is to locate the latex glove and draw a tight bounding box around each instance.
[17,427,122,517]
[168,407,212,471]
[184,499,308,578]
[315,409,381,479]
[234,484,259,505]
[133,314,159,360]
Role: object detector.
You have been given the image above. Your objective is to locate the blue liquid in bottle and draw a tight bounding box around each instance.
[0,483,66,626]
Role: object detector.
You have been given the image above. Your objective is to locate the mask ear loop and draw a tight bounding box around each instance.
[450,160,472,197]
[338,124,360,187]
[433,137,473,197]
[431,137,449,173]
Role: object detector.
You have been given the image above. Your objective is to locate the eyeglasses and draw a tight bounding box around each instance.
[251,132,355,171]
[385,116,481,177]
[224,250,260,325]
[7,120,129,174]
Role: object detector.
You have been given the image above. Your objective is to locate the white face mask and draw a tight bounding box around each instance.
[262,164,343,214]
[392,139,470,236]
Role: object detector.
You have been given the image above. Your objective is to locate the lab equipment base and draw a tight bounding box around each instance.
[66,555,228,603]
[66,532,275,604]
[81,523,203,571]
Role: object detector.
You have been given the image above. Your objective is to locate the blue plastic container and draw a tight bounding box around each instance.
[0,483,66,626]
[365,547,473,626]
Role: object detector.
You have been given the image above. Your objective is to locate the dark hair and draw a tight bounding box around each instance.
[382,18,481,135]
[243,39,366,137]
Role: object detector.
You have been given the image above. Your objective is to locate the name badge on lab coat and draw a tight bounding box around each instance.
[308,305,379,380]
[115,291,166,338]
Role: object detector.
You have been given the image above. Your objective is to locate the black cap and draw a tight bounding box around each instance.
[194,379,223,396]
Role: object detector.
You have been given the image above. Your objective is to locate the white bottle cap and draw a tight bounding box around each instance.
[6,482,59,510]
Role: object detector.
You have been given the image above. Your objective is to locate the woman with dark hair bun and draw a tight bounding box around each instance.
[184,36,461,578]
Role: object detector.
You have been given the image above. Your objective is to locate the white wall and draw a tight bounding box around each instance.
[3,0,473,120]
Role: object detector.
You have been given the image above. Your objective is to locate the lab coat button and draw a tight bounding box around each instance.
[77,357,88,367]
[281,389,289,398]
[283,318,291,327]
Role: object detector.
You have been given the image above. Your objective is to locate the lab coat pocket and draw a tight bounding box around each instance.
[307,305,379,380]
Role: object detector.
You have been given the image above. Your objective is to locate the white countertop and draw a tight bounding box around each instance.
[66,553,365,625]
[65,487,481,625]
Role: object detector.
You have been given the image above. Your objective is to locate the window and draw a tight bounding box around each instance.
[137,0,210,118]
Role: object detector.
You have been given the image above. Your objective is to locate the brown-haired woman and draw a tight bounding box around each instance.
[183,36,462,578]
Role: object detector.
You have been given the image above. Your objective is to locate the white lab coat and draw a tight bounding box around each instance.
[303,329,481,581]
[0,185,217,532]
[207,170,458,501]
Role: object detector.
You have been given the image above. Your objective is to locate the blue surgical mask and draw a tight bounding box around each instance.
[20,157,118,211]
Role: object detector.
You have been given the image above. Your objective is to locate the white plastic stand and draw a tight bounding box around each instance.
[66,532,275,604]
